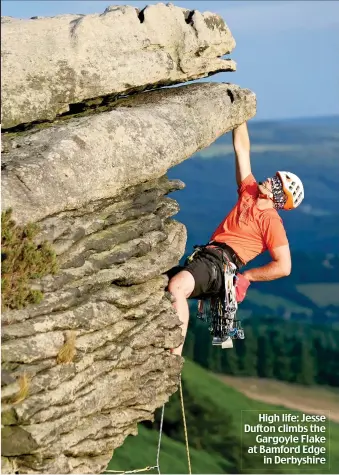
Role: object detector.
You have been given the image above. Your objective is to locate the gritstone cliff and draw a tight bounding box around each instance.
[1,3,256,474]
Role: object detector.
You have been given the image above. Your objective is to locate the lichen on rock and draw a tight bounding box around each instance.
[1,209,58,311]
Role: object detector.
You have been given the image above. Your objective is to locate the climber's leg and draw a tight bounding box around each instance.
[168,251,221,356]
[168,270,195,356]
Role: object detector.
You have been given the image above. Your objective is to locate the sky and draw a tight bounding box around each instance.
[2,0,339,121]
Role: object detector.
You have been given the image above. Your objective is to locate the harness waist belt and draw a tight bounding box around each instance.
[206,241,244,270]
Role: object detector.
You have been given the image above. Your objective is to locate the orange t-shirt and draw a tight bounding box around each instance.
[210,174,288,265]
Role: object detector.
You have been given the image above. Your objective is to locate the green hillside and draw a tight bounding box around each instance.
[106,360,339,474]
[185,313,339,387]
[105,424,227,474]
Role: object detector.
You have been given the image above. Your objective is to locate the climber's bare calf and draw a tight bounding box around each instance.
[168,270,195,356]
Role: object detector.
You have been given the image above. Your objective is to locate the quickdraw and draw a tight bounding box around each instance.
[186,245,204,263]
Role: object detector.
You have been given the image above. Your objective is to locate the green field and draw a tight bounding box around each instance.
[105,360,339,474]
[218,375,339,423]
[297,283,339,307]
[246,289,312,315]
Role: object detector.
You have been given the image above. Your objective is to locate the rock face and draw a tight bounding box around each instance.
[1,4,256,474]
[2,83,255,226]
[2,3,236,129]
[2,176,186,474]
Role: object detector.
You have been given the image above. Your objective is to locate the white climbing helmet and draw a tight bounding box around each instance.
[276,171,304,210]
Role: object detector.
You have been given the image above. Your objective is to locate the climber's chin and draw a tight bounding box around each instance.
[258,178,272,196]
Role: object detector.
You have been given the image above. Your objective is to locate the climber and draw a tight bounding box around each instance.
[168,121,304,356]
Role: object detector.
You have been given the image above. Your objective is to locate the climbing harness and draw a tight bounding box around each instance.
[195,244,245,349]
[104,375,191,475]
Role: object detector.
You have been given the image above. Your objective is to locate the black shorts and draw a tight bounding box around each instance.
[166,248,225,299]
[185,249,224,298]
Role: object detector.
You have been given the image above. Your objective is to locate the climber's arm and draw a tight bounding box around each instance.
[233,121,251,187]
[243,244,292,282]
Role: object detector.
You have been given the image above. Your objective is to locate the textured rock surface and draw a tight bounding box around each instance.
[1,3,257,473]
[1,3,236,128]
[1,176,186,474]
[2,82,255,226]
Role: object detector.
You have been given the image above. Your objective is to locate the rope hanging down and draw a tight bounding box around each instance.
[179,376,192,474]
[104,374,191,475]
